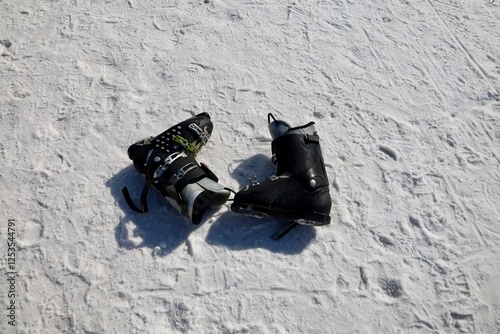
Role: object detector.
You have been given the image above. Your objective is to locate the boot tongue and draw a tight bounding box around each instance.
[269,120,291,139]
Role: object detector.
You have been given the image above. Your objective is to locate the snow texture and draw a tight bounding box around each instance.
[1,0,500,333]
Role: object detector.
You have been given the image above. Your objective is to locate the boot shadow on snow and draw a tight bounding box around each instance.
[229,153,276,188]
[206,154,317,254]
[205,211,316,254]
[108,165,208,256]
[109,155,317,256]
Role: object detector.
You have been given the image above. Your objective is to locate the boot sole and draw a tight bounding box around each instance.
[231,204,331,226]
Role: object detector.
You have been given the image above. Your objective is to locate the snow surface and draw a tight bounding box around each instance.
[1,0,500,333]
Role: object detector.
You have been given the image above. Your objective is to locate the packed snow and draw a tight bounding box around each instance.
[1,0,500,333]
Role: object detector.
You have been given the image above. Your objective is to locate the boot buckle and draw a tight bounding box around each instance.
[249,176,260,187]
[169,163,197,185]
[172,135,200,156]
[153,152,182,178]
[189,123,210,144]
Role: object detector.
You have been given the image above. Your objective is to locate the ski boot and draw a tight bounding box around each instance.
[231,113,332,239]
[122,112,231,224]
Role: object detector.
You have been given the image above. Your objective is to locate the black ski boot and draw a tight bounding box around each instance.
[122,112,231,224]
[231,114,332,238]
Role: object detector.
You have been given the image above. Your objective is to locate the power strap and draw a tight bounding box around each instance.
[122,154,212,214]
[122,179,154,214]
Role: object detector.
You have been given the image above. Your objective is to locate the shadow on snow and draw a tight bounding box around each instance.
[108,154,316,256]
[107,165,202,257]
[206,153,316,254]
[205,211,316,254]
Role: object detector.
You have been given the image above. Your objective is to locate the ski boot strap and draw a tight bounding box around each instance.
[122,152,217,214]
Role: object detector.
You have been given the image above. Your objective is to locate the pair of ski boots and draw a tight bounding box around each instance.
[122,112,332,239]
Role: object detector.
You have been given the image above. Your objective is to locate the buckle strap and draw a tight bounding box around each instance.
[153,152,182,179]
[169,163,197,185]
[122,158,198,214]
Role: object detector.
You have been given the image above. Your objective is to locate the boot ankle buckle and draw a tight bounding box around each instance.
[169,163,197,185]
[154,152,182,178]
